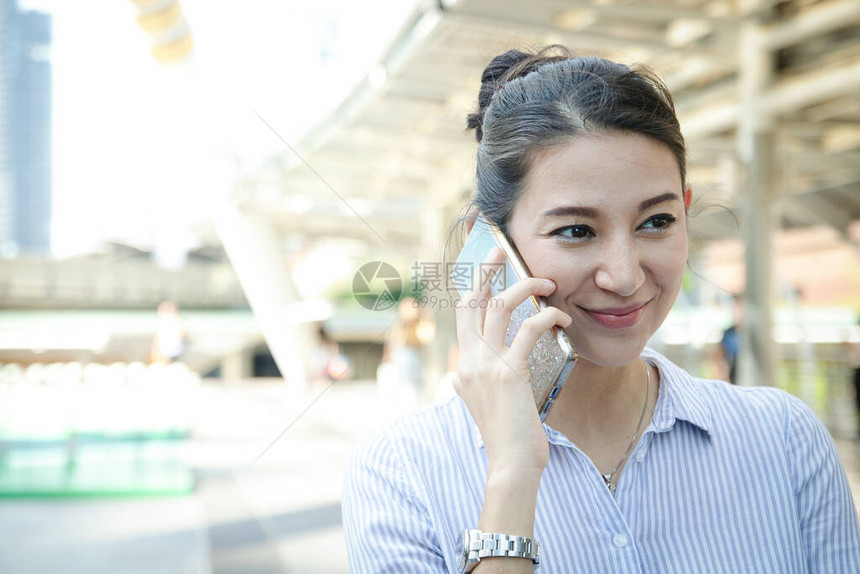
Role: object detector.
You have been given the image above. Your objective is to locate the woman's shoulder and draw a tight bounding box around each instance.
[644,347,813,437]
[347,393,477,470]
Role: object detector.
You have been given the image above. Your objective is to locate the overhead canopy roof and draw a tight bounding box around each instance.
[236,0,860,253]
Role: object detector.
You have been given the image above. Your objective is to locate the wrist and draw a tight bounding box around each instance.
[486,462,544,490]
[480,468,541,539]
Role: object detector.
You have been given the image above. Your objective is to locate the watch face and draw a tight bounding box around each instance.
[458,529,479,573]
[458,530,470,571]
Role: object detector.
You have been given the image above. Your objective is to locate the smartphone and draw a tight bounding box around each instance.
[451,212,577,421]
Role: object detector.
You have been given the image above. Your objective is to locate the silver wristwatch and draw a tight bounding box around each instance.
[458,528,540,573]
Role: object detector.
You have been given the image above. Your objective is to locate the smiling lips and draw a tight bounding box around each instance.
[582,302,649,328]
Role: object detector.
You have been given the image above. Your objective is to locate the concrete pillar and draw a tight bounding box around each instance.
[736,12,776,387]
[213,203,316,392]
[417,194,462,402]
[221,347,253,382]
[416,204,443,399]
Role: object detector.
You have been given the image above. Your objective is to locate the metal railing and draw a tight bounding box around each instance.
[0,257,247,309]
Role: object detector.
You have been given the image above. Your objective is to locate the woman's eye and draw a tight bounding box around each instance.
[641,214,678,232]
[551,225,594,241]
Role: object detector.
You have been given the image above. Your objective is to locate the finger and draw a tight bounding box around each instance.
[483,277,559,350]
[506,307,573,367]
[454,302,484,353]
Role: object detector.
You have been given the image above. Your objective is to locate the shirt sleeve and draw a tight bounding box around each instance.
[784,391,860,572]
[341,428,447,573]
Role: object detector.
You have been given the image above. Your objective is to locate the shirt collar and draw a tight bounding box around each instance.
[642,347,712,437]
[471,347,712,450]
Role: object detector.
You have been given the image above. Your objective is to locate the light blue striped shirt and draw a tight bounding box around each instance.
[342,348,860,572]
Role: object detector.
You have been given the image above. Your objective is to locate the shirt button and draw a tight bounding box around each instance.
[635,454,645,463]
[613,533,628,548]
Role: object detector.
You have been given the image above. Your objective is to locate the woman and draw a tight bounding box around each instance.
[341,46,860,573]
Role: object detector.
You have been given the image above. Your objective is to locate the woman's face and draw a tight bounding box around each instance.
[507,132,688,368]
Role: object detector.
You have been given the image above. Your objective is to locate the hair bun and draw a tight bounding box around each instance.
[466,50,531,142]
[466,45,573,143]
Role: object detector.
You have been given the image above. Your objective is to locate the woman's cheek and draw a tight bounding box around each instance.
[520,242,591,294]
[519,248,562,283]
[652,255,686,299]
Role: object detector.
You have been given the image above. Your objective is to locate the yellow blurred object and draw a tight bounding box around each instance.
[553,9,597,31]
[151,32,193,64]
[135,1,182,34]
[129,0,192,63]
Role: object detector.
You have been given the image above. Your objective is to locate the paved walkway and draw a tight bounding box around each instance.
[1,380,859,574]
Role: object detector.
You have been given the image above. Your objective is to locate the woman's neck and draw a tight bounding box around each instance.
[545,356,657,445]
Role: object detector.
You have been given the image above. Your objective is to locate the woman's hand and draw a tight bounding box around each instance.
[453,244,573,478]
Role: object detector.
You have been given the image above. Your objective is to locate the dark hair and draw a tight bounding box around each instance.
[442,44,688,287]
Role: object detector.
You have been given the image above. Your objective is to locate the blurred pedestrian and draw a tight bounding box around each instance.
[850,317,860,439]
[149,300,186,364]
[720,295,744,385]
[378,296,435,409]
[311,324,350,388]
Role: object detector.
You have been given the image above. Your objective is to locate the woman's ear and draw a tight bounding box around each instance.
[465,206,480,235]
[683,183,693,214]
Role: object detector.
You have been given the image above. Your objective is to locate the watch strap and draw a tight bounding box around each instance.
[465,530,540,565]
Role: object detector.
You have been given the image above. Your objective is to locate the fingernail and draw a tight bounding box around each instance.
[543,279,556,288]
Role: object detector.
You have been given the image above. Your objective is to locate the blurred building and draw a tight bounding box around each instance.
[0,0,52,256]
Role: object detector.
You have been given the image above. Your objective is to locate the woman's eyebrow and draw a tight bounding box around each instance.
[540,205,598,219]
[638,192,680,213]
[540,192,680,219]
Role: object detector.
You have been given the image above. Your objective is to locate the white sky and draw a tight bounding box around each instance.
[21,0,416,258]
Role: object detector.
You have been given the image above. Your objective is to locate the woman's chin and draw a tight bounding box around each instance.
[565,333,648,369]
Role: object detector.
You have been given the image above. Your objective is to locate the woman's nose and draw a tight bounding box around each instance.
[594,238,645,297]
